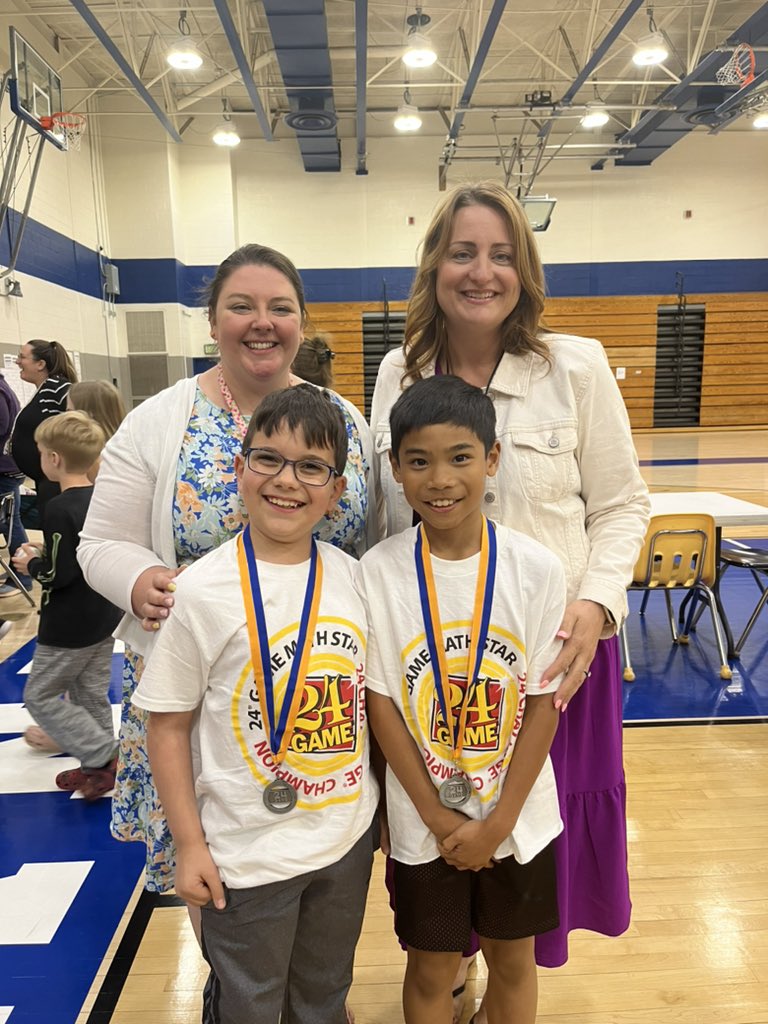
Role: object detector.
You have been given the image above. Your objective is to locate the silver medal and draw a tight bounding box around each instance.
[263,778,298,814]
[438,774,472,808]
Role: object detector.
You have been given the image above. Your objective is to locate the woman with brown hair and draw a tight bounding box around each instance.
[371,181,650,1008]
[2,340,77,598]
[79,243,379,900]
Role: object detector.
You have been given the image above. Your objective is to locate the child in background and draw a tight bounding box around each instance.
[13,412,122,800]
[23,379,128,754]
[293,332,336,388]
[68,380,127,478]
[359,375,566,1024]
[133,384,377,1024]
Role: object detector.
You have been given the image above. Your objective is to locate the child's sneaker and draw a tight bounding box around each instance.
[78,758,118,802]
[55,765,90,791]
[56,757,117,801]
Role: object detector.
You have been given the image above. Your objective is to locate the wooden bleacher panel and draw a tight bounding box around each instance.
[305,293,768,430]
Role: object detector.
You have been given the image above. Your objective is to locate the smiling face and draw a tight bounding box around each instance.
[435,203,522,345]
[236,424,346,563]
[17,344,48,386]
[209,263,304,394]
[391,423,500,557]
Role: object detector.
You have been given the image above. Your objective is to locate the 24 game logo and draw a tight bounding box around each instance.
[429,676,504,752]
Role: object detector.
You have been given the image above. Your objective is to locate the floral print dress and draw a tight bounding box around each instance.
[111,386,370,891]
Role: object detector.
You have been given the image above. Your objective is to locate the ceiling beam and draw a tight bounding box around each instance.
[448,0,508,140]
[212,0,273,140]
[67,0,182,141]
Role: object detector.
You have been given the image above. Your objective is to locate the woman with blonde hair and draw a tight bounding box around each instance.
[371,181,650,1013]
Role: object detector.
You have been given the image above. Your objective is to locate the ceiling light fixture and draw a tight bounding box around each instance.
[632,8,668,66]
[753,111,768,129]
[580,103,610,128]
[394,90,422,132]
[403,8,437,68]
[212,98,240,146]
[167,10,203,70]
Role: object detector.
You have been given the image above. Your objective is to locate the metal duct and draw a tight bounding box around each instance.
[261,0,341,172]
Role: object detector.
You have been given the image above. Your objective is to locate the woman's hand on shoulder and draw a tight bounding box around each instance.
[131,565,186,632]
[539,599,607,710]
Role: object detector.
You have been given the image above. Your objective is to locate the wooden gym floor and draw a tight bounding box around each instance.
[0,428,766,1024]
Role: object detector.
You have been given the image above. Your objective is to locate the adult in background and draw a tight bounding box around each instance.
[370,182,650,1005]
[79,242,381,898]
[293,332,336,388]
[10,339,77,524]
[0,370,31,611]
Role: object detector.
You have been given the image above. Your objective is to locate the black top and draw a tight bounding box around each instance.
[27,486,122,648]
[10,376,72,482]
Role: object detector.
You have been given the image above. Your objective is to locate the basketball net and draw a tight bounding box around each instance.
[715,44,756,87]
[39,112,87,151]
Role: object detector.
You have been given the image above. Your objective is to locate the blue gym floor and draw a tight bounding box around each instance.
[0,543,765,1023]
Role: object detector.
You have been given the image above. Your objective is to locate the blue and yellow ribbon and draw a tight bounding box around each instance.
[415,517,497,764]
[237,528,323,764]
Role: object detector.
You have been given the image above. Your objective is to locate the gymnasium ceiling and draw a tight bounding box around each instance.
[4,0,768,185]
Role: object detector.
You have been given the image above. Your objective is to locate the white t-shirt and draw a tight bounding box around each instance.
[133,537,378,888]
[359,523,565,866]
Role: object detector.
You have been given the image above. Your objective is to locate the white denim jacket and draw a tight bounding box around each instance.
[370,333,651,628]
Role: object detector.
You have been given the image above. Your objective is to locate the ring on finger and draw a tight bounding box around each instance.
[582,669,592,678]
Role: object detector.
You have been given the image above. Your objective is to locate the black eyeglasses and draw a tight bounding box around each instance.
[244,448,339,487]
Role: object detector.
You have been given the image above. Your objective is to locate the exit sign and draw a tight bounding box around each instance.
[203,343,218,356]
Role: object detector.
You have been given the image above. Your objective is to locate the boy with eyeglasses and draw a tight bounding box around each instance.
[132,384,378,1024]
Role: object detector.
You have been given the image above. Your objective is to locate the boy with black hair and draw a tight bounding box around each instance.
[359,374,567,1024]
[133,384,377,1024]
[13,411,122,799]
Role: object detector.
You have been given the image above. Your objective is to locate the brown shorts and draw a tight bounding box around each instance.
[392,842,559,953]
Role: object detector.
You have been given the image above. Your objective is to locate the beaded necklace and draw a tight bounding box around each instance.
[216,364,249,440]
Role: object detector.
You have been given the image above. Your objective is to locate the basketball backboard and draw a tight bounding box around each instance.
[522,196,557,232]
[8,27,66,151]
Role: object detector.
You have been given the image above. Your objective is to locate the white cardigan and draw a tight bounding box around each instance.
[370,335,651,627]
[78,376,381,657]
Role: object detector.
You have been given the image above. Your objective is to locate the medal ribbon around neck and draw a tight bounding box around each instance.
[415,517,497,765]
[237,527,323,764]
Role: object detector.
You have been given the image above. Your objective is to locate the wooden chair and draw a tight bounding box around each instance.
[620,513,732,682]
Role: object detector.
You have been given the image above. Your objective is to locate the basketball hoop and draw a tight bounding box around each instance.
[715,44,756,87]
[39,111,87,151]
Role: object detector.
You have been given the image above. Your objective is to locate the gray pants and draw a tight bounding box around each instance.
[24,638,117,769]
[200,819,376,1024]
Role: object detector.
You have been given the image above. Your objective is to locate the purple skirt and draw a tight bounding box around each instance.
[384,635,631,968]
[535,634,631,967]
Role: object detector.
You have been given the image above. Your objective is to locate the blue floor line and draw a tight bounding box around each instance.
[640,456,768,466]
